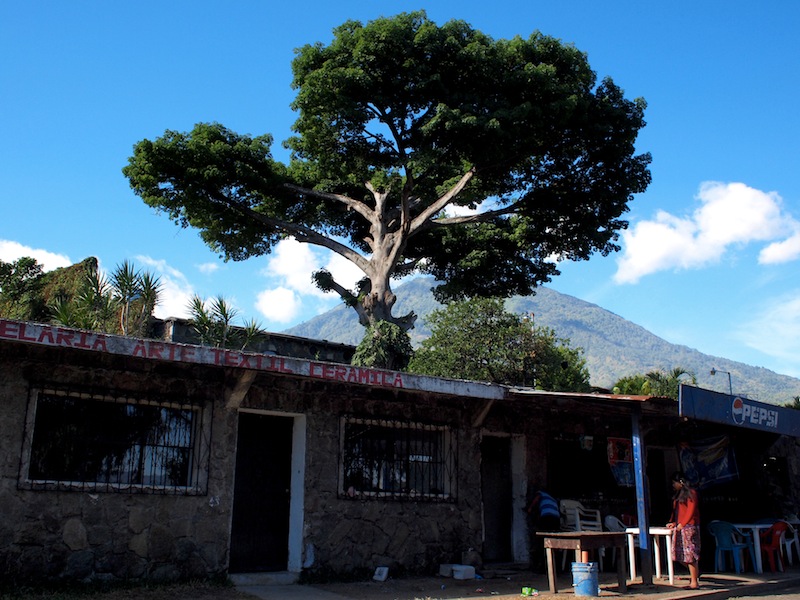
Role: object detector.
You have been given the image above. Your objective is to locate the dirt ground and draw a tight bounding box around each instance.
[310,570,551,599]
[0,569,690,600]
[0,581,252,600]
[0,572,569,600]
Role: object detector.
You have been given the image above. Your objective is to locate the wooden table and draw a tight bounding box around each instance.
[538,531,628,594]
[625,526,675,584]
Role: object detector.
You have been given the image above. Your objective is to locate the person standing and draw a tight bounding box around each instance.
[527,487,561,573]
[667,472,701,589]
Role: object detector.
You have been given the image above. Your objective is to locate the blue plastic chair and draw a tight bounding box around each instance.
[707,520,757,573]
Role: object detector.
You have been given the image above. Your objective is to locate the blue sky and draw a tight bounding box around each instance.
[2,1,800,381]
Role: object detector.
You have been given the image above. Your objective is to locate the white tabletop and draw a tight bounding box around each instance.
[625,526,674,584]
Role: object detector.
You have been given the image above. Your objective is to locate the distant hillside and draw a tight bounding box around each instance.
[285,277,800,405]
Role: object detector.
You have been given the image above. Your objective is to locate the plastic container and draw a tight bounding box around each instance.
[438,564,454,577]
[571,562,599,597]
[452,564,476,580]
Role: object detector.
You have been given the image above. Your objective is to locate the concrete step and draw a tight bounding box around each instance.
[230,571,300,586]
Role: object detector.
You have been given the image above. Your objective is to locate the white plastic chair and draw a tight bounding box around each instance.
[559,500,605,570]
[783,521,799,565]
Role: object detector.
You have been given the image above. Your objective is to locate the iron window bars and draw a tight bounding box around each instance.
[340,416,457,502]
[19,386,210,495]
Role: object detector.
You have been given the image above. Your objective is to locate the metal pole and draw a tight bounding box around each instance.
[632,404,653,584]
[710,368,732,396]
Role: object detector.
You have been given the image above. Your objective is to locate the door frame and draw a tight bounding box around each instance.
[234,409,307,573]
[480,431,528,564]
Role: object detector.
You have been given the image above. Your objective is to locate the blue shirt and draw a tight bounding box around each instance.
[538,491,560,519]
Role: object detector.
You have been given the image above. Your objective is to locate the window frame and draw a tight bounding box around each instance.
[19,386,211,495]
[338,416,457,502]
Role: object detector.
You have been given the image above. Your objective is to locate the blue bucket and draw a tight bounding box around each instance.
[572,562,599,597]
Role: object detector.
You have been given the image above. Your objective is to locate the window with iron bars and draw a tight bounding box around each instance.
[340,417,457,501]
[19,387,209,495]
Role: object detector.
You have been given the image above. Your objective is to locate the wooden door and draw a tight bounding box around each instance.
[229,413,293,572]
[481,436,513,563]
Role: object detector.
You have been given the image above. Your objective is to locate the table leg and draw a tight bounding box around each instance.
[752,530,763,574]
[665,532,674,584]
[545,547,558,594]
[616,546,628,592]
[653,535,662,579]
[627,533,637,580]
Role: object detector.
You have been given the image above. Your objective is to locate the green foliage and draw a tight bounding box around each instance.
[612,374,651,395]
[124,11,650,334]
[351,321,413,370]
[612,367,695,399]
[783,397,800,410]
[187,296,264,350]
[0,257,45,320]
[407,297,590,390]
[109,260,162,335]
[49,260,161,336]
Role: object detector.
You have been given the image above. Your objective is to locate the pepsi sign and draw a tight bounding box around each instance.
[679,385,800,437]
[731,396,779,429]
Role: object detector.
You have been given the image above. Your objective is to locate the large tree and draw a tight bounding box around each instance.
[408,297,591,391]
[123,12,650,343]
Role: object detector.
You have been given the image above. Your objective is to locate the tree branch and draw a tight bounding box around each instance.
[317,273,371,327]
[429,202,520,226]
[409,168,477,234]
[208,189,371,272]
[282,183,374,221]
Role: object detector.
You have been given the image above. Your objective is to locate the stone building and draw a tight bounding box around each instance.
[1,318,798,583]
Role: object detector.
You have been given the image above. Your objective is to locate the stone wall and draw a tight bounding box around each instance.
[242,382,485,577]
[0,341,489,583]
[0,346,237,584]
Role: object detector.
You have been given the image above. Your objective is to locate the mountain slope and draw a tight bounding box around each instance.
[285,277,800,405]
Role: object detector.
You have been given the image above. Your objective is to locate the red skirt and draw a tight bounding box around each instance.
[673,524,701,563]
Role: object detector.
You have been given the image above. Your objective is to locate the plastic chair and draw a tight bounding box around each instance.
[756,518,797,565]
[604,515,630,568]
[760,520,790,572]
[782,521,800,565]
[707,520,757,573]
[559,499,584,530]
[558,500,604,570]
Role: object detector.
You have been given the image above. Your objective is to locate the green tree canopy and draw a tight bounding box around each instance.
[123,11,651,358]
[612,367,696,399]
[407,297,590,391]
[0,256,45,320]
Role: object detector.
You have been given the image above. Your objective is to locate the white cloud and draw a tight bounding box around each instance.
[614,182,798,284]
[735,292,800,377]
[759,230,800,264]
[262,240,329,297]
[324,251,365,291]
[197,262,220,275]
[256,287,301,323]
[134,255,195,320]
[254,239,365,322]
[0,240,71,271]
